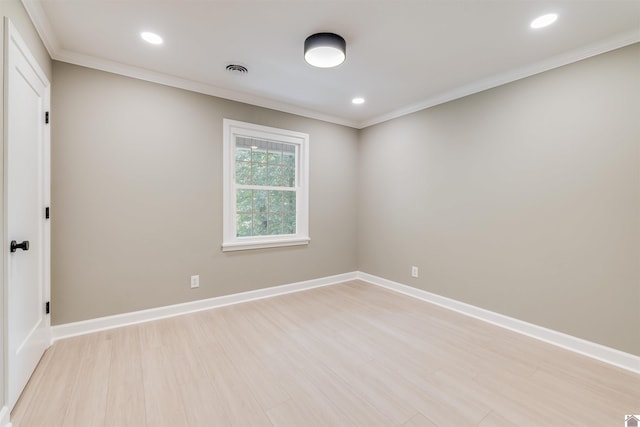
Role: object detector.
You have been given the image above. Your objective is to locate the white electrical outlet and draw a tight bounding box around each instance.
[190,275,200,289]
[411,266,419,278]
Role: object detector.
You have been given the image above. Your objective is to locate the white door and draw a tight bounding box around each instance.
[5,19,51,411]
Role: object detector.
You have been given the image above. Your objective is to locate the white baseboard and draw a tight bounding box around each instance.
[51,272,357,341]
[50,270,639,375]
[356,272,640,375]
[0,405,11,427]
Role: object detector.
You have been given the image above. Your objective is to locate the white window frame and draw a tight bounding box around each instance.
[222,119,310,251]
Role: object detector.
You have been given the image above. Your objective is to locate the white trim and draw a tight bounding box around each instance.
[222,237,310,252]
[356,272,640,375]
[51,272,357,341]
[21,0,639,130]
[0,405,11,427]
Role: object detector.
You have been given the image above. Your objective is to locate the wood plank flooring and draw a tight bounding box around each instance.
[11,280,640,426]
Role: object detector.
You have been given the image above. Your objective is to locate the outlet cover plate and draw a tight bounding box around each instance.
[191,275,200,288]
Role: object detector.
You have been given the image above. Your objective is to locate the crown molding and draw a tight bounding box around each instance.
[359,29,640,129]
[21,0,640,130]
[21,0,60,53]
[52,48,360,128]
[20,0,359,129]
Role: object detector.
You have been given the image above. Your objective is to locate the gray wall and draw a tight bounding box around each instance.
[0,0,52,412]
[51,62,359,324]
[358,43,640,356]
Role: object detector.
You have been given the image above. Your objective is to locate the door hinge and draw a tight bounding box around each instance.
[45,301,50,315]
[45,111,49,124]
[45,206,50,219]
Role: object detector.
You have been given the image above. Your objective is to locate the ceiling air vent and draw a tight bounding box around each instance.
[226,64,248,74]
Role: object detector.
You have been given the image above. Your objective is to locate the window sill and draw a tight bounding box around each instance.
[222,236,310,252]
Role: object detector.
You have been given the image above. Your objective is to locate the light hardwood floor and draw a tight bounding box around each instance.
[11,280,640,426]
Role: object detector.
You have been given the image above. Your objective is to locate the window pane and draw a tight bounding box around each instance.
[267,151,282,165]
[283,166,295,187]
[252,149,266,163]
[253,214,267,235]
[237,214,252,237]
[268,190,283,213]
[236,161,251,185]
[236,147,251,161]
[283,191,296,212]
[236,189,252,213]
[253,190,268,213]
[268,214,283,235]
[268,165,283,187]
[284,213,296,234]
[252,163,267,186]
[283,152,295,167]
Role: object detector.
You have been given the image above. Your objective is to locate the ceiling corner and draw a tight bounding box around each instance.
[21,0,60,57]
[360,28,640,130]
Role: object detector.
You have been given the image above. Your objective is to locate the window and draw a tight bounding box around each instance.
[223,119,309,251]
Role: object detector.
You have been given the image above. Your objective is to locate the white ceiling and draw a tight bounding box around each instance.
[23,0,640,129]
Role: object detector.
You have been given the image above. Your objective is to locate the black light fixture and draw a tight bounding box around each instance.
[304,33,346,68]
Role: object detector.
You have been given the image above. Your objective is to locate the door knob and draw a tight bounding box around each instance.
[10,240,29,253]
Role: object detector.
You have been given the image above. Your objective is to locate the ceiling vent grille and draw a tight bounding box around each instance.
[226,64,248,74]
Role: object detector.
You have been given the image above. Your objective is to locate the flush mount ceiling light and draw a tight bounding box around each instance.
[141,31,163,45]
[530,13,558,29]
[352,97,365,105]
[304,33,346,68]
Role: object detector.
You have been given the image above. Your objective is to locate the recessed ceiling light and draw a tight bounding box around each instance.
[530,13,558,29]
[352,97,365,105]
[141,31,163,45]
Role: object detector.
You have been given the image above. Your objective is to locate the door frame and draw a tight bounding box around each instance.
[2,17,51,415]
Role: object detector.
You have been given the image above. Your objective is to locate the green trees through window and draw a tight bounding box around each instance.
[235,137,297,237]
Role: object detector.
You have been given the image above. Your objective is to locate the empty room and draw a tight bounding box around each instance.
[1,0,639,426]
